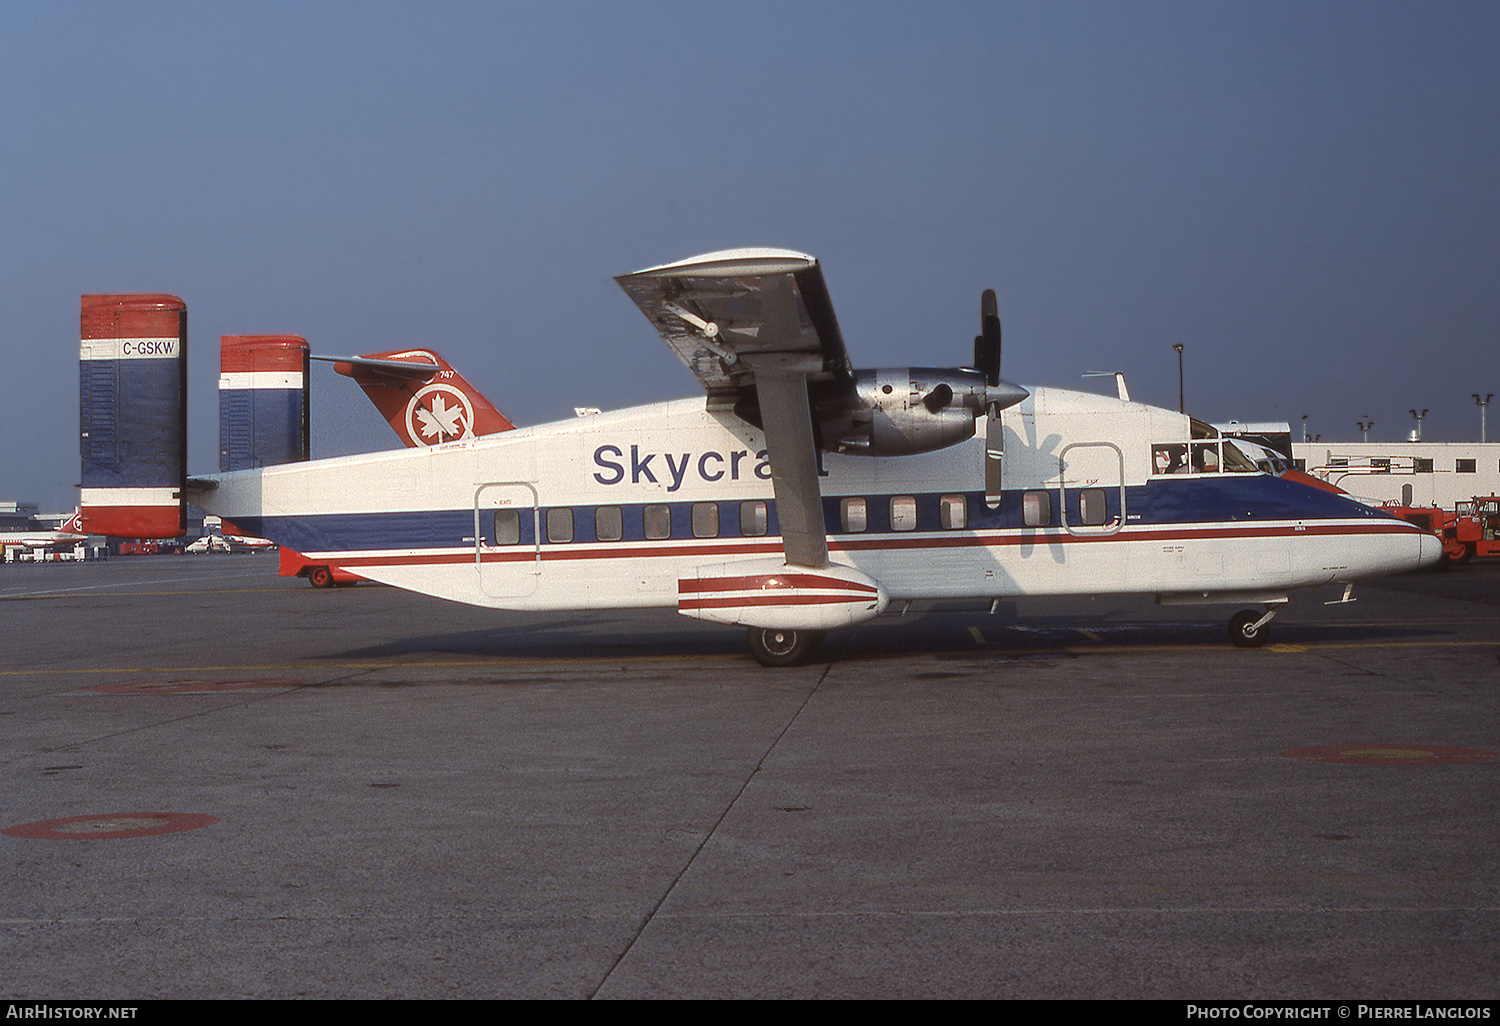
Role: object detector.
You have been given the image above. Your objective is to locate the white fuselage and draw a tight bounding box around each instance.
[195,386,1438,617]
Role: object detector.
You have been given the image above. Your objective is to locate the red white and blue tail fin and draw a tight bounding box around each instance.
[218,335,310,470]
[79,294,188,538]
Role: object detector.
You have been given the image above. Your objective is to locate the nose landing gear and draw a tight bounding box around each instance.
[1228,605,1282,648]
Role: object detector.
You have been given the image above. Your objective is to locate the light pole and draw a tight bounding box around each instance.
[1356,418,1373,442]
[1409,408,1428,441]
[1173,344,1183,413]
[1475,394,1493,443]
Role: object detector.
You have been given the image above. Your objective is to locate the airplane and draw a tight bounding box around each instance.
[186,533,276,553]
[0,508,88,555]
[79,250,1442,665]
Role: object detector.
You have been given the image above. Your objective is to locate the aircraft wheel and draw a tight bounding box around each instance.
[746,627,825,667]
[306,566,335,589]
[1228,609,1269,648]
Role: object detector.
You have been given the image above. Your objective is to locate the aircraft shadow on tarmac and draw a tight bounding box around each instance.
[314,602,1455,666]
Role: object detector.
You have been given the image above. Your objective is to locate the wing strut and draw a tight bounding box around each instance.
[748,361,828,569]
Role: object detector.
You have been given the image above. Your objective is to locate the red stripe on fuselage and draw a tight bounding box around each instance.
[307,519,1420,569]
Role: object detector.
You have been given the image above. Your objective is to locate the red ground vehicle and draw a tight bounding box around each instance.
[1387,496,1500,565]
[1444,495,1500,565]
[279,547,364,588]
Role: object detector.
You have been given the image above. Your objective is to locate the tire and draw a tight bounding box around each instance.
[746,627,826,667]
[1443,540,1474,566]
[1228,609,1268,648]
[307,565,335,589]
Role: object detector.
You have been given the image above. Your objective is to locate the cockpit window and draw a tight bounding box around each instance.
[1222,440,1262,474]
[1153,443,1189,475]
[1155,439,1262,475]
[1191,441,1220,473]
[1223,439,1281,474]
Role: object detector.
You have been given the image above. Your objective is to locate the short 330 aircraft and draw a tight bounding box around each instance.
[79,249,1440,664]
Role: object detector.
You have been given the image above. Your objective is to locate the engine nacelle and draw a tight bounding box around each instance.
[821,368,992,456]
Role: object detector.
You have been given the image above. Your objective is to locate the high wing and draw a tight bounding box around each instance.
[617,248,851,569]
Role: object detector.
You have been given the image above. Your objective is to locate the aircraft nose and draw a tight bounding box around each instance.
[1417,531,1444,568]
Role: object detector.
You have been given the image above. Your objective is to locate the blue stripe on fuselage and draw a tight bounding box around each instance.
[228,474,1399,556]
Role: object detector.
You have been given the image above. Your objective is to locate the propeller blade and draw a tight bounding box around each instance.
[979,288,1001,387]
[977,289,1010,507]
[985,409,1003,508]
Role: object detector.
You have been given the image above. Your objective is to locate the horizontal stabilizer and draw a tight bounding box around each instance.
[312,354,442,379]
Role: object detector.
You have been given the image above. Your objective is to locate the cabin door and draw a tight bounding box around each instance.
[475,481,540,598]
[1058,441,1127,585]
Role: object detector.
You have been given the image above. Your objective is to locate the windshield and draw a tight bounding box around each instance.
[1225,439,1282,474]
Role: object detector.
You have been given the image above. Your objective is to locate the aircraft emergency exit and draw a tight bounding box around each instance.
[80,250,1441,664]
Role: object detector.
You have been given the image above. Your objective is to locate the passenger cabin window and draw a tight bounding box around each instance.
[1457,459,1477,474]
[890,496,918,531]
[739,500,767,537]
[595,506,623,542]
[691,502,719,538]
[1079,488,1108,527]
[841,497,868,533]
[644,504,670,540]
[939,494,967,530]
[546,507,573,544]
[1023,490,1051,528]
[1415,458,1434,473]
[494,508,521,545]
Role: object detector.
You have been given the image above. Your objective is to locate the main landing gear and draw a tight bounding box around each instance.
[746,627,827,667]
[1228,606,1281,648]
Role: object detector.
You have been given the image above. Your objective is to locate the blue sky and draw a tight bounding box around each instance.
[3,1,1497,510]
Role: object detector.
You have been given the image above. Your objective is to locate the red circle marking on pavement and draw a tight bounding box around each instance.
[3,812,218,840]
[88,678,302,695]
[1283,744,1499,766]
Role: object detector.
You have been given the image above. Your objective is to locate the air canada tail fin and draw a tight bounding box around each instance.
[59,508,85,537]
[79,294,188,538]
[326,349,515,447]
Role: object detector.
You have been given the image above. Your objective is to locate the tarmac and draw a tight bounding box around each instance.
[1,555,1497,999]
